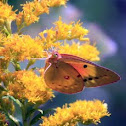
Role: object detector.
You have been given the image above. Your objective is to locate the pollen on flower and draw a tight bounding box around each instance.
[49,0,68,7]
[40,100,110,126]
[0,1,16,22]
[16,0,48,26]
[0,88,15,116]
[39,17,90,50]
[0,34,44,61]
[16,0,68,26]
[0,113,8,126]
[7,70,54,103]
[59,42,100,61]
[54,17,89,41]
[0,59,9,76]
[0,32,5,42]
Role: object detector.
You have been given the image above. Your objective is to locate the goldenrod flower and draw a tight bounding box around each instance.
[48,0,68,7]
[39,17,90,52]
[16,11,24,27]
[38,17,99,61]
[0,34,44,61]
[54,17,89,41]
[0,96,15,115]
[39,28,57,43]
[16,0,68,26]
[59,42,100,61]
[0,59,9,75]
[0,87,15,115]
[40,100,110,126]
[16,1,49,26]
[0,113,8,126]
[0,1,16,22]
[39,17,89,45]
[0,32,5,42]
[7,70,54,103]
[0,0,111,126]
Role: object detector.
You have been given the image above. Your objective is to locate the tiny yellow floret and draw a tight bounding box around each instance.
[16,0,68,26]
[0,113,8,126]
[49,0,68,7]
[0,2,16,22]
[40,100,110,126]
[0,34,44,61]
[59,42,100,61]
[7,70,54,103]
[39,17,90,51]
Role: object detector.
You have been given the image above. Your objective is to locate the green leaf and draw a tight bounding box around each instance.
[30,109,53,125]
[31,67,37,70]
[4,112,23,126]
[11,60,21,71]
[2,95,22,108]
[26,59,36,70]
[25,106,36,119]
[2,95,23,126]
[0,85,6,91]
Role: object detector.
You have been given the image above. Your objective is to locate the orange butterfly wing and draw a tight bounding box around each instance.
[60,54,120,87]
[44,60,84,94]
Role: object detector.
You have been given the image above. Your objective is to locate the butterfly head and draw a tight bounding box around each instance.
[47,51,62,63]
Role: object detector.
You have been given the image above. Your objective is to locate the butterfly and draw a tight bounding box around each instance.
[44,51,120,94]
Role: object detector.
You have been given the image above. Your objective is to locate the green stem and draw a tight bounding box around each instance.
[3,26,10,36]
[21,102,39,126]
[5,21,12,35]
[11,60,21,71]
[28,110,35,126]
[21,101,28,126]
[17,22,26,35]
[28,104,40,125]
[26,59,36,70]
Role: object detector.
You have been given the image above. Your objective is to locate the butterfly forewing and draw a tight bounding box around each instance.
[44,61,84,94]
[60,54,120,87]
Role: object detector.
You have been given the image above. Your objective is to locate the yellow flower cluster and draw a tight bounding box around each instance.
[5,70,54,103]
[40,100,110,126]
[38,17,97,60]
[54,17,89,41]
[0,0,100,104]
[16,0,68,26]
[0,113,8,126]
[0,59,9,75]
[0,32,5,42]
[0,34,44,61]
[0,0,111,125]
[0,93,15,115]
[48,0,68,7]
[59,42,100,61]
[0,1,16,24]
[39,17,89,44]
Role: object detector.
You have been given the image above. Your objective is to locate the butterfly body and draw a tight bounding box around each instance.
[44,51,120,94]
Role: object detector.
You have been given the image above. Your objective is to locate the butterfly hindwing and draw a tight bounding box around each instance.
[60,54,120,87]
[44,61,84,94]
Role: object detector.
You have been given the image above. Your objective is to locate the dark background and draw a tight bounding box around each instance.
[8,0,126,125]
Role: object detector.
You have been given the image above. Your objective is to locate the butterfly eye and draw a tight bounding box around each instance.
[54,53,58,58]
